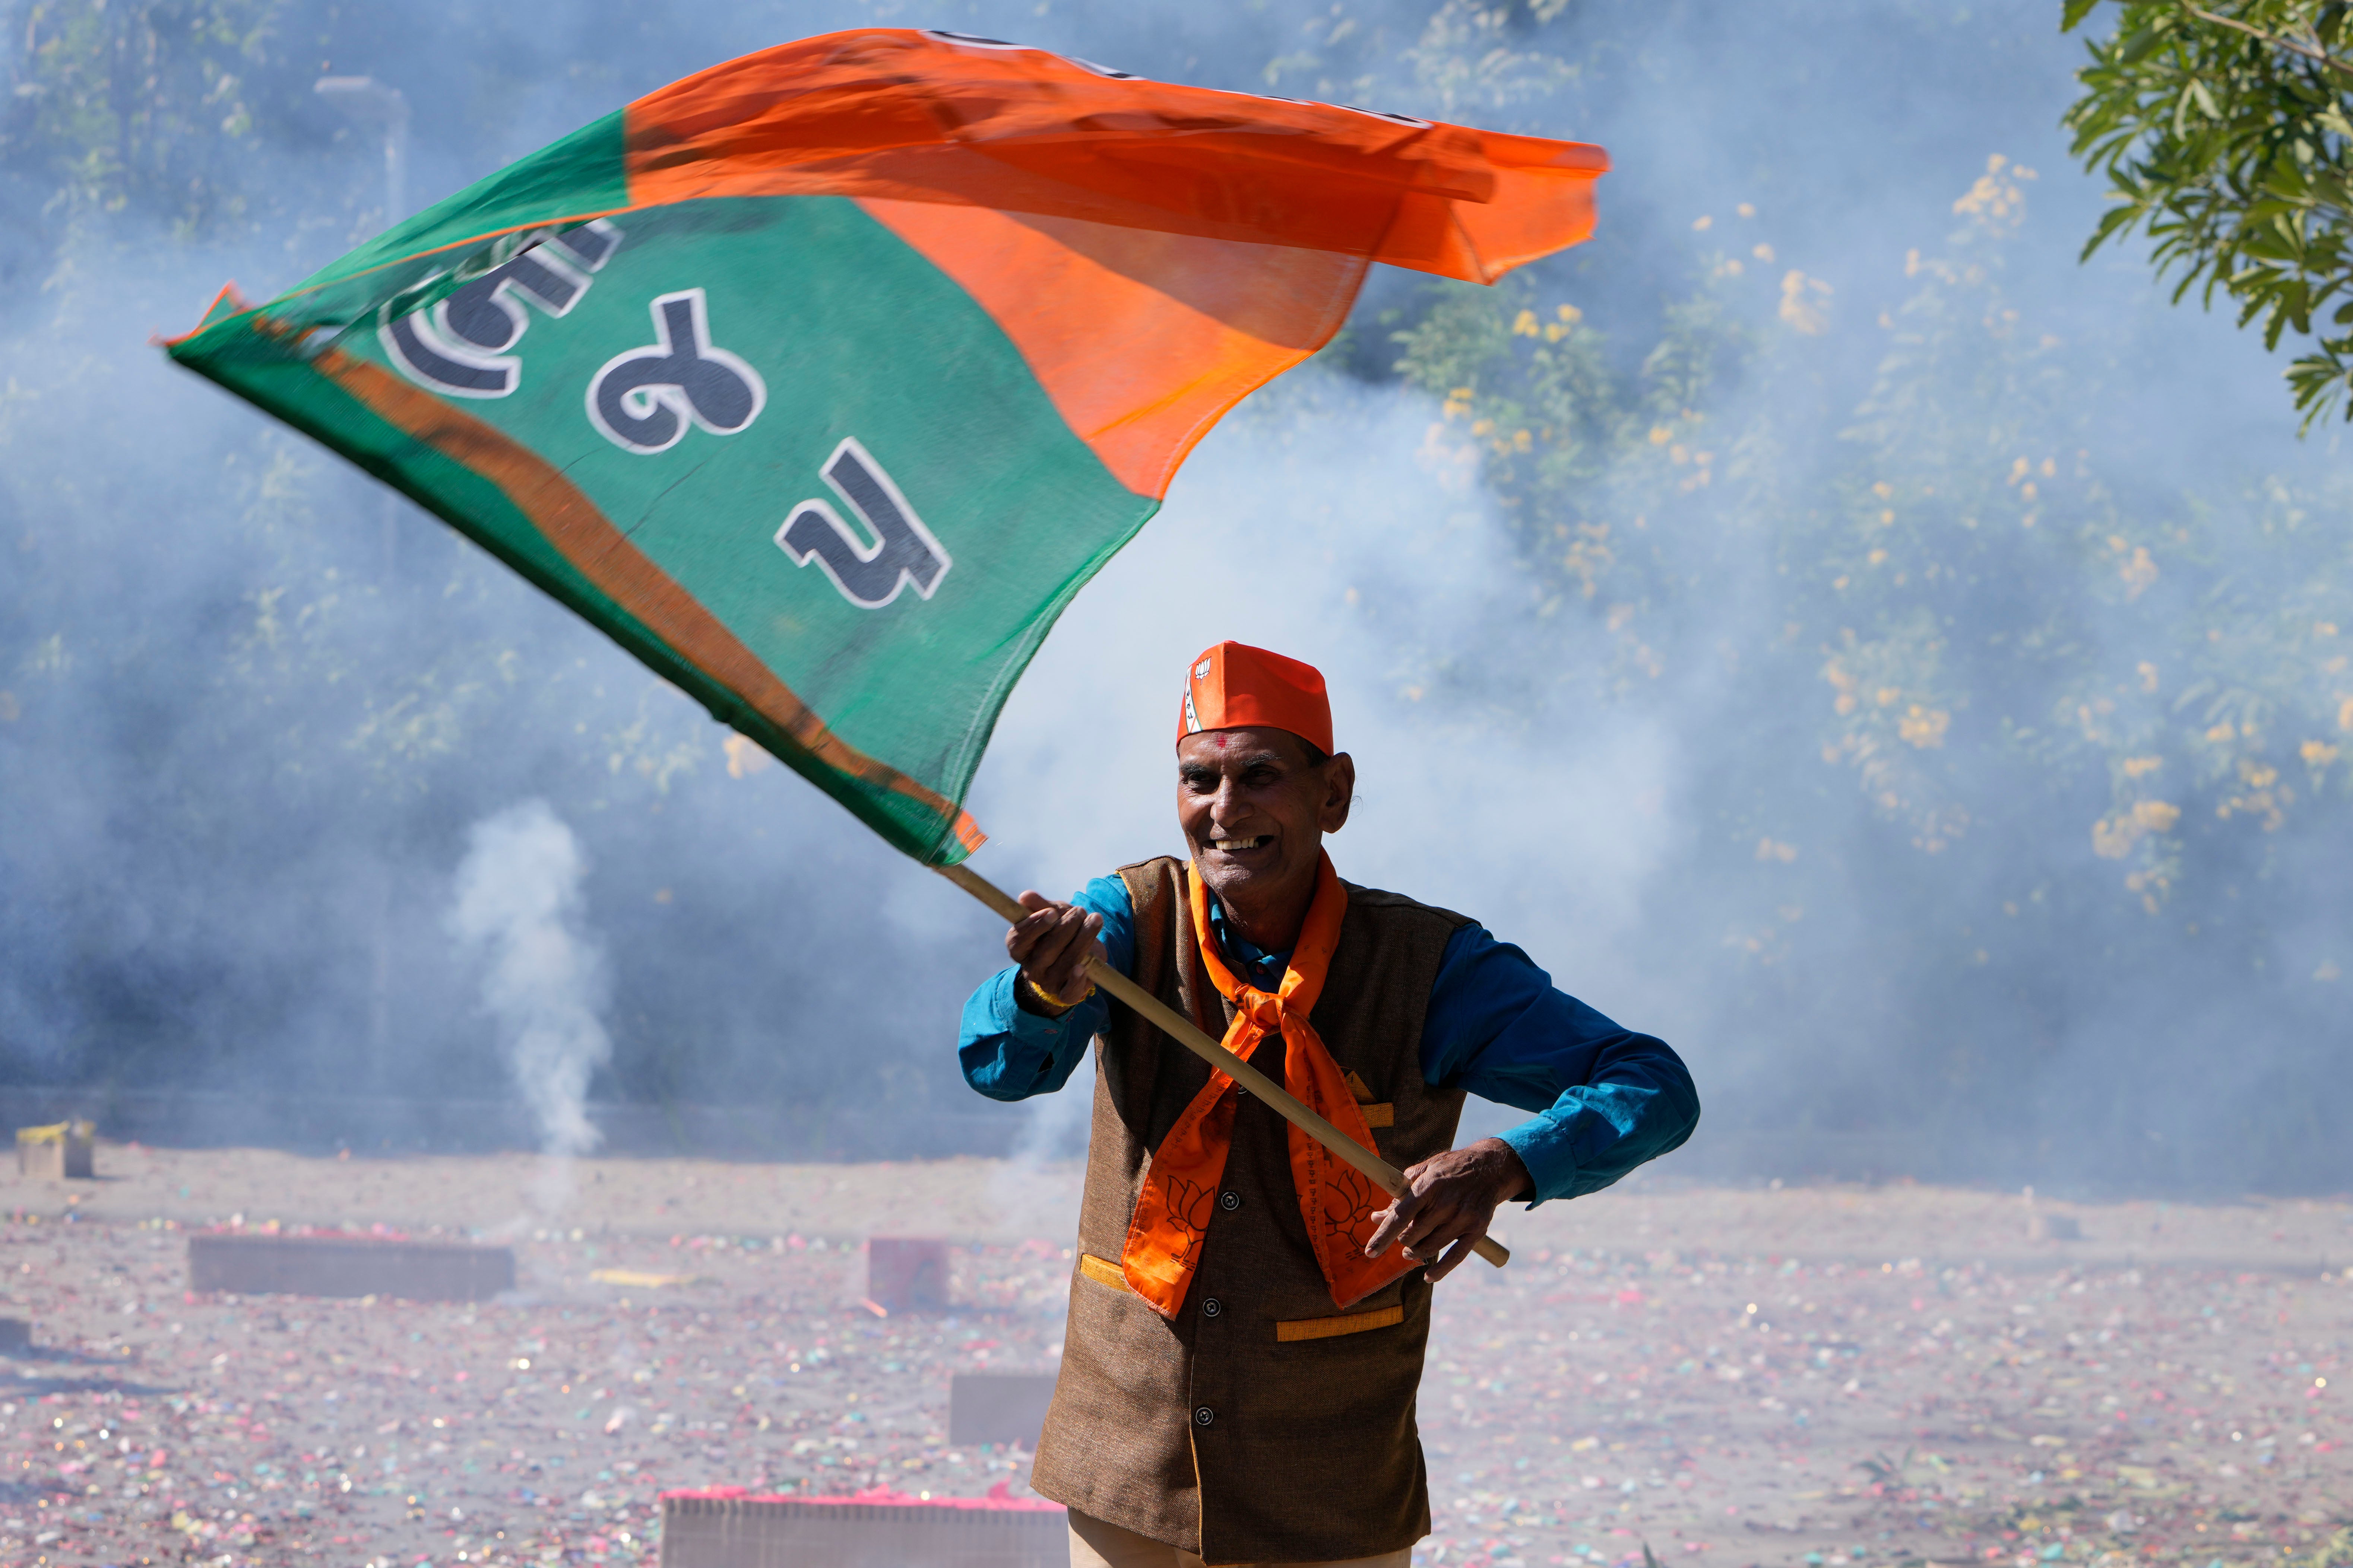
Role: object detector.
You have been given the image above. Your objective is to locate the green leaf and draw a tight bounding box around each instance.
[2062,0,2105,32]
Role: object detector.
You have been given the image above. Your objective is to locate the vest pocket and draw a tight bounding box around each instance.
[1358,1102,1394,1129]
[1076,1253,1130,1294]
[1273,1304,1405,1342]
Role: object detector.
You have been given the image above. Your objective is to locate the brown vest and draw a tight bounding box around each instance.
[1028,857,1470,1565]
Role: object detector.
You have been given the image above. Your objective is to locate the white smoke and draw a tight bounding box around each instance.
[961,374,1685,1156]
[448,800,613,1173]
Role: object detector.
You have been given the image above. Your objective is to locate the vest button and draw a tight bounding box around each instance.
[1201,1297,1222,1318]
[1219,1190,1240,1213]
[1193,1406,1215,1427]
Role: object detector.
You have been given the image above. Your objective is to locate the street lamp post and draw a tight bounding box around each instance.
[314,76,409,227]
[316,76,412,1084]
[314,75,411,579]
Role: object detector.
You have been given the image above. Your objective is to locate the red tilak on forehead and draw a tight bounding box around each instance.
[1214,733,1231,750]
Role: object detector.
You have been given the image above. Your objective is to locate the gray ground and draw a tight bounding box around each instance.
[0,1145,2344,1568]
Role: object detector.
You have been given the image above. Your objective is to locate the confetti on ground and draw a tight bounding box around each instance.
[0,1147,2340,1567]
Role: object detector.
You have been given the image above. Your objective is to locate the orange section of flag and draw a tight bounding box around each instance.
[624,29,1605,285]
[859,200,1360,498]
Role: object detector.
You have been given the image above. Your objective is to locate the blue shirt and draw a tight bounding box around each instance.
[957,875,1699,1205]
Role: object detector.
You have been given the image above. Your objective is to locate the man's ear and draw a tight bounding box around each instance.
[1318,752,1356,834]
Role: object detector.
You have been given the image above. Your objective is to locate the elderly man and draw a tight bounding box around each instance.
[959,641,1699,1568]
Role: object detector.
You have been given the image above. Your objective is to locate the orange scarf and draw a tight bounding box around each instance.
[1119,853,1417,1317]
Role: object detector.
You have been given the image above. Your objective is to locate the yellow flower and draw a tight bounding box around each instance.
[2303,739,2340,768]
[2121,755,2162,779]
[1649,425,1674,445]
[1952,153,2034,231]
[1898,706,1950,749]
[2093,800,2179,859]
[1779,270,1832,334]
[722,734,773,778]
[1512,309,1541,337]
[1752,242,1776,263]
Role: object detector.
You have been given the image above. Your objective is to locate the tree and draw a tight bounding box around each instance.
[2064,0,2353,428]
[1385,144,2353,1181]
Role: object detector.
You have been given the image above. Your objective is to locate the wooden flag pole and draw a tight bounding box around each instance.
[937,862,1510,1270]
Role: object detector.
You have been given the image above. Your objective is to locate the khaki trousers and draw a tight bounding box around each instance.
[1066,1507,1415,1568]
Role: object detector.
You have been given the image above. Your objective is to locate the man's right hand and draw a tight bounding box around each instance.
[1008,892,1104,1015]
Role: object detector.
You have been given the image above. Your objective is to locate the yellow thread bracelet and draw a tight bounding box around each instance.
[1026,974,1095,1012]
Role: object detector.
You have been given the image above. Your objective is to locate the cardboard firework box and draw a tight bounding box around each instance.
[659,1486,1066,1568]
[188,1230,515,1302]
[864,1237,950,1314]
[16,1121,95,1180]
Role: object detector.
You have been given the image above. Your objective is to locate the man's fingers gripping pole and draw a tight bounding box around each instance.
[938,862,1510,1270]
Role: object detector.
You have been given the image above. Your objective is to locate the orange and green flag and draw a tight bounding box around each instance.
[165,28,1607,864]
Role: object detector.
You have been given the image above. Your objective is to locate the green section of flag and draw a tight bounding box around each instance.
[157,308,951,856]
[169,193,1158,864]
[263,111,632,338]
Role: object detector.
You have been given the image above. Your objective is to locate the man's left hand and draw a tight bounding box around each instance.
[1362,1137,1531,1283]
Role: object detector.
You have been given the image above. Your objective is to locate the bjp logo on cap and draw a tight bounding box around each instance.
[1175,642,1333,755]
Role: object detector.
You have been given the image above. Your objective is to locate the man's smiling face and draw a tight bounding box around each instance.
[1175,726,1354,935]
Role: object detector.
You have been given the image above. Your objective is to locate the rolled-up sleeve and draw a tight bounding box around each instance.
[957,875,1136,1102]
[1421,926,1699,1204]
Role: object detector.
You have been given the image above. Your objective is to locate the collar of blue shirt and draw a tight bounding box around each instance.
[1203,892,1292,992]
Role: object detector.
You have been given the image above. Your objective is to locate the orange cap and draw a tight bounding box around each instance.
[1177,642,1333,756]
